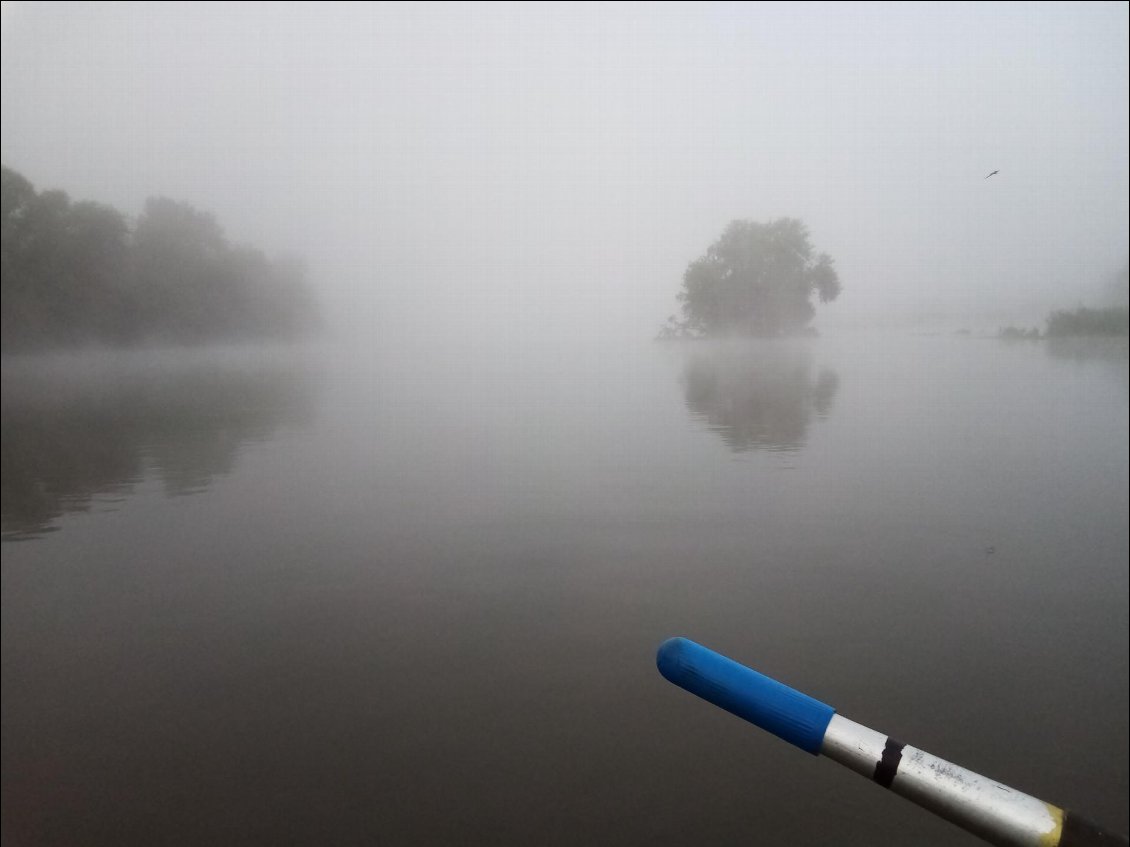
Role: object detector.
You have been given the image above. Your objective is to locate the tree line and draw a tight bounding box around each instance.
[1,165,318,352]
[1045,305,1128,337]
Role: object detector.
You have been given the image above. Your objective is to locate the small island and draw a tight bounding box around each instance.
[658,217,841,340]
[1,165,318,353]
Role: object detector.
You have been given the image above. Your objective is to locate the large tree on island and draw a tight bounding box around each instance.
[663,218,841,338]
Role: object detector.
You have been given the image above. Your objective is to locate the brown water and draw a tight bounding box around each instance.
[3,336,1127,845]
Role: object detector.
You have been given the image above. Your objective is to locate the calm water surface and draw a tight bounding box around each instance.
[3,336,1127,845]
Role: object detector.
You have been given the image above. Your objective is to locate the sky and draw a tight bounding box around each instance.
[2,1,1128,345]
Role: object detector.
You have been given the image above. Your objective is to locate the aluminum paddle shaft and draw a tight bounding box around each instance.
[657,637,1127,847]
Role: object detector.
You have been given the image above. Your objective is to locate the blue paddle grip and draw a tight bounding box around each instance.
[657,637,835,754]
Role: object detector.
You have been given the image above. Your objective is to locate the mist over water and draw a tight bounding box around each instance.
[2,3,1128,845]
[3,336,1127,845]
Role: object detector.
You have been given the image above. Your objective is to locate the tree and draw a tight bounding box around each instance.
[0,169,130,349]
[61,201,131,342]
[667,218,841,338]
[130,196,231,342]
[1,166,46,348]
[1,165,319,351]
[1045,306,1128,338]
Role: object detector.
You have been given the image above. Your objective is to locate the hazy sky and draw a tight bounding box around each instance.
[2,1,1127,343]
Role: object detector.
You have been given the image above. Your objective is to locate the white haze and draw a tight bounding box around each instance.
[2,1,1127,349]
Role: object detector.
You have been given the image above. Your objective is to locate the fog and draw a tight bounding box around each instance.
[3,2,1127,346]
[3,5,1128,845]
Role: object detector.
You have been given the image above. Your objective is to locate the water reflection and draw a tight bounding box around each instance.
[1045,337,1129,395]
[1,354,314,539]
[681,341,839,452]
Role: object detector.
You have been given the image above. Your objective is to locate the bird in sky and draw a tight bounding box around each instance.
[984,170,999,179]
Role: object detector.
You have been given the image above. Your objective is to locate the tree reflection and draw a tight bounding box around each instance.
[1045,337,1128,395]
[681,342,839,452]
[1,357,314,539]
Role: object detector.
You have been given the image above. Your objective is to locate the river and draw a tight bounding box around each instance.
[3,334,1127,845]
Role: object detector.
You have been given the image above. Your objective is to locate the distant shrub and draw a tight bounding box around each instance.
[1045,307,1129,338]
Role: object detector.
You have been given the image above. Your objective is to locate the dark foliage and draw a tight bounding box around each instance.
[1045,306,1128,338]
[662,218,840,338]
[1,165,318,352]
